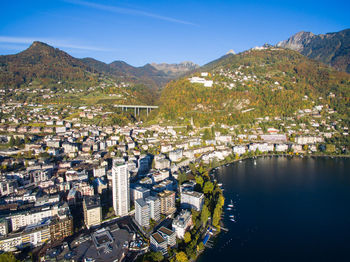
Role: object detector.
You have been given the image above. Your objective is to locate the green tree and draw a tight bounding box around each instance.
[212,206,221,227]
[217,194,225,208]
[195,175,204,188]
[8,136,14,147]
[201,205,210,225]
[175,251,188,262]
[202,129,211,140]
[148,251,164,262]
[177,172,187,185]
[184,231,191,243]
[0,252,19,262]
[197,242,205,252]
[203,181,214,194]
[14,137,21,147]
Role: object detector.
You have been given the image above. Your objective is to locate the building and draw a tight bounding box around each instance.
[112,160,130,217]
[188,76,213,87]
[0,218,8,237]
[49,216,73,242]
[158,190,176,216]
[152,170,169,183]
[233,145,246,155]
[154,158,170,170]
[295,136,324,145]
[169,149,183,162]
[9,205,58,231]
[145,196,161,221]
[135,199,150,228]
[157,226,176,247]
[275,144,289,152]
[172,210,193,239]
[181,191,204,211]
[21,222,51,248]
[83,195,102,229]
[150,232,167,255]
[0,178,18,196]
[131,186,150,203]
[0,233,22,252]
[93,166,107,177]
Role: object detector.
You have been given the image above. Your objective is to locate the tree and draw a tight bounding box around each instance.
[212,206,221,227]
[8,136,14,147]
[202,128,211,140]
[14,137,21,147]
[175,251,188,262]
[217,194,225,208]
[184,231,191,243]
[203,181,214,194]
[195,175,204,188]
[197,242,205,252]
[201,205,210,225]
[0,252,19,262]
[177,172,187,185]
[146,251,164,262]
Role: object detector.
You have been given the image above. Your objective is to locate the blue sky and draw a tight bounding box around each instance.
[1,0,349,66]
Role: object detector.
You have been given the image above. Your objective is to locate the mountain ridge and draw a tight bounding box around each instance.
[277,29,350,73]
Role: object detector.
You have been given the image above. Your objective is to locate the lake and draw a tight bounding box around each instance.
[199,156,350,262]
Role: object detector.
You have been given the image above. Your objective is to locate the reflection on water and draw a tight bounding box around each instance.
[199,156,350,262]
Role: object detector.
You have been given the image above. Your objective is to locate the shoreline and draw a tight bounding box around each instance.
[210,153,350,172]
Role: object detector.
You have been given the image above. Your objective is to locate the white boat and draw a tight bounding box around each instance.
[230,218,236,222]
[254,160,257,165]
[226,207,232,211]
[228,200,234,208]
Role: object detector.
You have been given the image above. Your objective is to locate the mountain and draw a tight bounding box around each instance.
[0,42,158,106]
[150,61,199,78]
[81,58,168,87]
[277,29,350,73]
[159,47,350,126]
[0,41,98,88]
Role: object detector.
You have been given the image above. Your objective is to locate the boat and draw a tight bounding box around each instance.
[229,215,235,218]
[228,200,234,208]
[226,207,232,211]
[230,218,236,222]
[254,160,257,165]
[218,183,223,187]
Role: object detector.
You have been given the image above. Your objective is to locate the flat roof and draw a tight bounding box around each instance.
[151,232,166,244]
[158,226,174,236]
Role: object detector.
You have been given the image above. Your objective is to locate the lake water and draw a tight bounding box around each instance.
[199,156,350,262]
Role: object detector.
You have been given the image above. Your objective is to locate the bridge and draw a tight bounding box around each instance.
[113,105,159,116]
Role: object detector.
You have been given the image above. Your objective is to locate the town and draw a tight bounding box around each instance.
[0,88,348,262]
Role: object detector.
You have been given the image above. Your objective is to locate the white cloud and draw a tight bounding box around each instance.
[64,0,197,26]
[0,36,114,52]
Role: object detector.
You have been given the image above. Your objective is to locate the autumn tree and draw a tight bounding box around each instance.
[184,231,191,243]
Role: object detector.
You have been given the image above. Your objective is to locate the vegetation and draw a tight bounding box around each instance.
[0,253,19,262]
[159,48,350,126]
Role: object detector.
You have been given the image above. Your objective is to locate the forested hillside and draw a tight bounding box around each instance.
[160,48,350,126]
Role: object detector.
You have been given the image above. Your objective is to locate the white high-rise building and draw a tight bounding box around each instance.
[135,199,150,228]
[112,160,130,217]
[145,196,161,221]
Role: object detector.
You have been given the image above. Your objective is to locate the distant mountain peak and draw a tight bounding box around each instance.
[276,28,350,72]
[150,61,199,77]
[277,31,315,51]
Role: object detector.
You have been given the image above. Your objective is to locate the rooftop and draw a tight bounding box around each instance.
[151,232,166,244]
